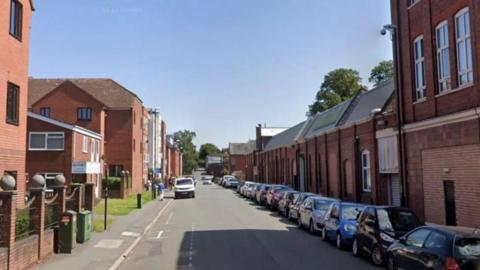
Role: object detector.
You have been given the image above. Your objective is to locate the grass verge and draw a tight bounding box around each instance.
[93,191,154,216]
[93,218,112,233]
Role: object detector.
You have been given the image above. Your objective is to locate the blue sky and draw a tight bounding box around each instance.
[29,0,392,149]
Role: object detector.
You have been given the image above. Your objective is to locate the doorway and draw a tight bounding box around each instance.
[388,174,401,206]
[443,181,457,226]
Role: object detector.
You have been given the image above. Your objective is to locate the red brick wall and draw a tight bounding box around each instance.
[10,235,39,270]
[393,0,480,124]
[0,248,7,270]
[131,101,146,193]
[422,144,480,227]
[0,0,33,207]
[105,110,133,175]
[230,155,247,176]
[41,229,54,259]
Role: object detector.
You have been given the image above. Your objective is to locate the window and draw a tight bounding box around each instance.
[361,150,371,192]
[77,107,92,121]
[436,21,451,92]
[406,229,431,248]
[414,36,426,100]
[40,173,63,188]
[108,165,124,177]
[6,82,19,125]
[29,132,64,151]
[9,0,23,40]
[82,136,88,153]
[40,107,51,118]
[424,231,448,254]
[408,0,420,7]
[456,8,473,85]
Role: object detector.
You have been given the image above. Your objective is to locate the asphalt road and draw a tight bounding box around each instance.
[118,184,378,270]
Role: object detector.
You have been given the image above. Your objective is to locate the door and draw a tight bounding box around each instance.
[388,174,401,206]
[299,156,306,192]
[443,181,456,226]
[399,228,432,270]
[363,207,377,253]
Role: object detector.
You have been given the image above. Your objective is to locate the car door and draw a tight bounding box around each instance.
[363,207,378,253]
[418,230,450,269]
[324,203,337,237]
[299,198,310,226]
[397,228,432,270]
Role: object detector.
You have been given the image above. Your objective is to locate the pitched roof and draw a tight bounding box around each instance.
[27,112,102,139]
[229,140,256,155]
[339,80,394,126]
[260,127,288,137]
[302,99,352,139]
[28,78,143,108]
[264,121,307,151]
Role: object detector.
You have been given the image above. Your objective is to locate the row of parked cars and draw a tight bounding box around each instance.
[218,179,480,270]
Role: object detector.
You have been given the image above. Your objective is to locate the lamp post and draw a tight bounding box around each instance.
[104,163,109,231]
[381,23,407,207]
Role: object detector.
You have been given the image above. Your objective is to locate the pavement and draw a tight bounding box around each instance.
[35,192,173,270]
[116,184,378,270]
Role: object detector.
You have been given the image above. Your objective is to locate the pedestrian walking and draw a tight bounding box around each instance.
[158,182,165,201]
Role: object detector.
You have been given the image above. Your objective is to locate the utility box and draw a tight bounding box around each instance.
[77,210,92,243]
[58,210,77,253]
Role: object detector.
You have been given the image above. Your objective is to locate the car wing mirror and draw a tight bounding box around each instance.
[399,236,406,244]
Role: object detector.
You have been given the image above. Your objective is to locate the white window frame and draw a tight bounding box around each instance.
[455,7,473,86]
[28,132,65,151]
[436,21,451,92]
[414,36,426,100]
[361,150,371,192]
[82,136,88,153]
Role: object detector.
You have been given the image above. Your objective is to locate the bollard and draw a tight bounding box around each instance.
[137,193,142,209]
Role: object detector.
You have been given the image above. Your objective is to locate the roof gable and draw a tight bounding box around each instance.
[264,121,306,151]
[31,80,106,108]
[28,112,102,139]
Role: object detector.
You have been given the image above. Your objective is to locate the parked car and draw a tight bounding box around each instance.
[321,202,367,249]
[201,175,213,185]
[221,175,234,186]
[288,192,316,221]
[174,178,196,199]
[352,206,423,266]
[298,196,339,234]
[278,190,300,217]
[256,185,273,205]
[247,183,259,200]
[385,225,480,270]
[240,181,254,197]
[225,178,239,188]
[266,185,292,210]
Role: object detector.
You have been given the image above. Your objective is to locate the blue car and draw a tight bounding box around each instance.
[321,202,366,249]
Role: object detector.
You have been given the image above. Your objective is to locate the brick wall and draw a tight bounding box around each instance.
[422,144,480,227]
[0,248,7,270]
[0,0,34,207]
[10,235,39,270]
[40,229,54,259]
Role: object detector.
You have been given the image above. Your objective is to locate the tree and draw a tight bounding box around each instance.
[307,68,362,116]
[368,60,394,87]
[173,130,198,174]
[198,143,221,166]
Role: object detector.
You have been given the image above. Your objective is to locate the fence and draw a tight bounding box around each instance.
[15,196,35,241]
[44,191,59,230]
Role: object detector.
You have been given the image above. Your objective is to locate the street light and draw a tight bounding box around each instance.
[381,23,408,207]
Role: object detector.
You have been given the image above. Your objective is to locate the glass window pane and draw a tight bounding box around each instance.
[30,134,46,149]
[47,137,64,149]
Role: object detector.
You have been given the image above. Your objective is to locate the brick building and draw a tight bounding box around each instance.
[26,112,102,197]
[228,140,255,179]
[165,135,182,179]
[0,0,34,206]
[392,0,480,226]
[28,78,147,194]
[255,82,394,205]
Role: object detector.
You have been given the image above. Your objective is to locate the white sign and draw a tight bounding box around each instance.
[72,161,101,174]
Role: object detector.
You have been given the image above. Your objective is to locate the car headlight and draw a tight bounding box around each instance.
[344,224,356,232]
[380,232,395,243]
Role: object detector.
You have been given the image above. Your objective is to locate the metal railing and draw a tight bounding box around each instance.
[44,191,59,229]
[15,196,36,241]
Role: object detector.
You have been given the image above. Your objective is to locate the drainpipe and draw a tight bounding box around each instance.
[354,135,361,203]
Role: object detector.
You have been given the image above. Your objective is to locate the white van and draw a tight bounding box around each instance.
[174,178,196,199]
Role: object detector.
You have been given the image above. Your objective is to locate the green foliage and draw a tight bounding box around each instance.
[308,68,362,116]
[103,177,121,190]
[94,191,153,216]
[198,143,221,165]
[173,130,199,174]
[15,208,31,240]
[369,60,394,86]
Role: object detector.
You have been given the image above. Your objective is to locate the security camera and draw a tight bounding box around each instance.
[380,28,387,36]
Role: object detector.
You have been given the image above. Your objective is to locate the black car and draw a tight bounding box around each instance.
[352,206,423,266]
[386,225,480,270]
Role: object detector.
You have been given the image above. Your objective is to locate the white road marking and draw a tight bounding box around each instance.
[165,212,174,225]
[156,231,164,239]
[95,239,124,249]
[121,232,140,237]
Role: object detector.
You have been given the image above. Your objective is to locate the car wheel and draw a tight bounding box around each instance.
[297,216,302,228]
[386,255,397,270]
[336,233,344,249]
[320,228,327,241]
[309,220,315,234]
[192,193,195,198]
[352,238,362,257]
[371,245,384,266]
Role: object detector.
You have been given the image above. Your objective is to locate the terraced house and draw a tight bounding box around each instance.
[28,78,148,194]
[392,0,480,227]
[0,0,34,206]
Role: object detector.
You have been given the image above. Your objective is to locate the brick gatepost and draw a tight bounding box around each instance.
[29,188,45,260]
[0,191,17,270]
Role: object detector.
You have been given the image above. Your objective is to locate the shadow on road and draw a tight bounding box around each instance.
[175,228,376,270]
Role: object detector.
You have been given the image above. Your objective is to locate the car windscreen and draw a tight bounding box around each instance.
[313,199,334,211]
[176,179,193,186]
[377,209,420,234]
[341,205,364,220]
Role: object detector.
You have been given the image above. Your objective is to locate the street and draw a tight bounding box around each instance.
[118,184,377,270]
